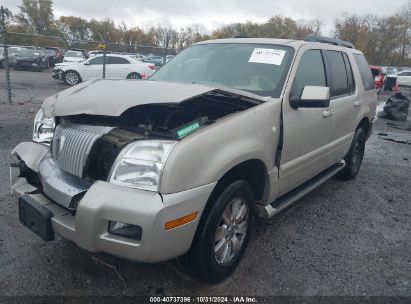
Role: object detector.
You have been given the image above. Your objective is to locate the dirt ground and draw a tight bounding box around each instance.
[0,70,410,297]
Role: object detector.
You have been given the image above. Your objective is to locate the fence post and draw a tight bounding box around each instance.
[103,45,106,79]
[0,6,12,104]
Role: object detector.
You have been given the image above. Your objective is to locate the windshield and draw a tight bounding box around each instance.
[18,49,40,57]
[66,51,83,57]
[151,43,294,97]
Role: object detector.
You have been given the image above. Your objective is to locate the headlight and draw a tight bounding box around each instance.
[109,140,177,191]
[33,109,55,145]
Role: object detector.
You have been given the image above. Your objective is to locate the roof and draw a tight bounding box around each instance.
[196,37,363,54]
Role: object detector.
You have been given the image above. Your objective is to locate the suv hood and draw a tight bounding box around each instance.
[42,79,269,118]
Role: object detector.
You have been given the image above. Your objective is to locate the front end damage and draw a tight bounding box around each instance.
[10,85,262,262]
[11,142,215,262]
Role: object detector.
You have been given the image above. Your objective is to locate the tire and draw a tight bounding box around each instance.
[338,128,366,180]
[181,180,255,283]
[127,72,142,80]
[64,70,81,85]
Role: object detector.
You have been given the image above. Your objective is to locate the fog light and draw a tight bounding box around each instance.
[108,221,142,240]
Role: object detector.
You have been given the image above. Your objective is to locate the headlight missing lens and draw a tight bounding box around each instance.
[109,140,177,191]
[33,109,55,145]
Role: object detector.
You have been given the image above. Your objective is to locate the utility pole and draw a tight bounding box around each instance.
[0,6,12,104]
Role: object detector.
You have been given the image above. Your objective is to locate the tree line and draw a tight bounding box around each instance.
[2,0,411,65]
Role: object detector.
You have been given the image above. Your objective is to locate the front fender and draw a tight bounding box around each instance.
[160,101,282,194]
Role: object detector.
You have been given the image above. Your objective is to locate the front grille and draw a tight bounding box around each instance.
[51,123,112,177]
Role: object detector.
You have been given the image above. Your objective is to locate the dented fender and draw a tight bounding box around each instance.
[11,142,49,172]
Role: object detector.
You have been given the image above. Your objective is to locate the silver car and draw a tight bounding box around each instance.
[11,36,377,283]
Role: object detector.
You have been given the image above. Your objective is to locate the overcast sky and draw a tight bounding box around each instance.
[2,0,407,33]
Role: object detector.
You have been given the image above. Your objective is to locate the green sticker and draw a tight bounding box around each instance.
[177,122,200,139]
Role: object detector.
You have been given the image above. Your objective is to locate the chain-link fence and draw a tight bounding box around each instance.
[0,9,176,104]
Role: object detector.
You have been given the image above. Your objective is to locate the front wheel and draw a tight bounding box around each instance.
[338,128,366,180]
[64,70,81,85]
[182,180,254,283]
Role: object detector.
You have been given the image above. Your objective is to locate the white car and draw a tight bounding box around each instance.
[53,54,156,85]
[396,70,411,87]
[63,51,86,63]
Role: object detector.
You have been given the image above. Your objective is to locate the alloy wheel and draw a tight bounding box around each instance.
[214,197,249,265]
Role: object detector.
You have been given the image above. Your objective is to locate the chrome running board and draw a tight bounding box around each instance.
[264,161,346,218]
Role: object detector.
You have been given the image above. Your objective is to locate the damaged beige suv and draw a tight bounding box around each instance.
[10,35,377,283]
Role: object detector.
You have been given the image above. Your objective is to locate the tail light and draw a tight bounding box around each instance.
[148,65,155,70]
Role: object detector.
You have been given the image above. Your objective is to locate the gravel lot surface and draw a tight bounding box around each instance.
[0,70,410,297]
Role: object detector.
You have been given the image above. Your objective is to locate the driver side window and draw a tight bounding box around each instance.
[291,50,326,99]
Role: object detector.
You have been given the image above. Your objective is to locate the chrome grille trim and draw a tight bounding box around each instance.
[51,123,113,177]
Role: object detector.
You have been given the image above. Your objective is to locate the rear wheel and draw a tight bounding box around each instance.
[127,72,142,80]
[338,128,366,180]
[182,180,254,283]
[64,70,81,85]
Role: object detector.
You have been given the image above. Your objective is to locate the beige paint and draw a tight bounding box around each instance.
[10,38,377,263]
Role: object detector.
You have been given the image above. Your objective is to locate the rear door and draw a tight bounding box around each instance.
[279,48,334,195]
[106,56,132,79]
[323,50,357,161]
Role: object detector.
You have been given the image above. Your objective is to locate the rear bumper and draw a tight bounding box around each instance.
[11,142,216,263]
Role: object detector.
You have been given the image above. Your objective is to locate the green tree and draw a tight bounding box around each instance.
[15,0,55,34]
[58,16,90,42]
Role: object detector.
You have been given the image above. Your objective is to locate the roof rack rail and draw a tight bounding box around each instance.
[232,34,250,38]
[304,34,355,49]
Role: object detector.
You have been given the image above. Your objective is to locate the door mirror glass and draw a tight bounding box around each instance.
[290,86,330,108]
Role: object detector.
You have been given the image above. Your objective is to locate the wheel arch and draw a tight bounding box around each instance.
[205,159,269,213]
[356,116,372,139]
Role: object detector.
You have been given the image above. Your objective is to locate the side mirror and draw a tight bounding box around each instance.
[290,86,330,109]
[84,61,90,66]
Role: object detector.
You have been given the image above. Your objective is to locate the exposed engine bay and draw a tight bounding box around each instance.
[61,90,261,139]
[54,90,262,183]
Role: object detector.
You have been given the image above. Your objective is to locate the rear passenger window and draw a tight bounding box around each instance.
[353,54,375,91]
[342,53,355,93]
[325,51,353,97]
[291,50,326,99]
[108,57,130,64]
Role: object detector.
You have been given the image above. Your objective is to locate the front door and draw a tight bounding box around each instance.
[81,56,104,80]
[279,48,334,196]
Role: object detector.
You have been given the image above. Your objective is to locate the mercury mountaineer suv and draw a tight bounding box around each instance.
[10,35,377,283]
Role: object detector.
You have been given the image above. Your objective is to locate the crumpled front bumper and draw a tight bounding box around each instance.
[11,142,216,263]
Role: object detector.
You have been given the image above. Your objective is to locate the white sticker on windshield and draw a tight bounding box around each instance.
[248,48,286,65]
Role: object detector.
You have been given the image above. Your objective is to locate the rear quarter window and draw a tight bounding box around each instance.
[353,54,375,91]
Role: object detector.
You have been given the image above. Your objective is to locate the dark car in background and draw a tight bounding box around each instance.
[14,48,49,71]
[45,47,64,63]
[43,48,60,67]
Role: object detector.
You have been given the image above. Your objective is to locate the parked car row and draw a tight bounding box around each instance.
[0,45,65,71]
